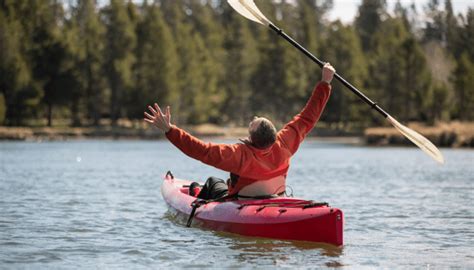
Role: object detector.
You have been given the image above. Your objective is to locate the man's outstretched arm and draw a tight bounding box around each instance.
[277,63,335,154]
[144,103,244,173]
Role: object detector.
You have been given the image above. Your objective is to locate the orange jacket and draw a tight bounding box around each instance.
[166,82,331,196]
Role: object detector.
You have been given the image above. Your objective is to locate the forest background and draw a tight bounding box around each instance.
[0,0,473,138]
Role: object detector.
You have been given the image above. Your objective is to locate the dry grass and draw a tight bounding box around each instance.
[365,121,474,147]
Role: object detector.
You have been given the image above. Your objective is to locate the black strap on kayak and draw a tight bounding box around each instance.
[237,200,329,210]
[302,201,329,209]
[186,199,205,227]
[186,193,238,228]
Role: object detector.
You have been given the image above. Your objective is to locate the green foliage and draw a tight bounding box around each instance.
[452,53,474,120]
[0,3,39,125]
[426,83,451,122]
[320,21,368,125]
[0,93,5,124]
[355,0,387,52]
[0,0,472,127]
[73,0,107,125]
[132,3,179,119]
[103,0,136,125]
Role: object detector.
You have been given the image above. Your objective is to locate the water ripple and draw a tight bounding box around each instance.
[0,140,472,268]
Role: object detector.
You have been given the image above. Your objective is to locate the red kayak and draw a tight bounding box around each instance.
[161,172,344,246]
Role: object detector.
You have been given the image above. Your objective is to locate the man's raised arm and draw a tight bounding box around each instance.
[277,63,335,155]
[144,103,244,173]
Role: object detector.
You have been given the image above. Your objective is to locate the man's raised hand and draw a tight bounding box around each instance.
[322,63,336,84]
[144,103,171,132]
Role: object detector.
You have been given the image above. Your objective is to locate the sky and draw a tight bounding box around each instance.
[329,0,473,23]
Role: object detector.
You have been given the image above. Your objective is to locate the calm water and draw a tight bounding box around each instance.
[0,140,473,269]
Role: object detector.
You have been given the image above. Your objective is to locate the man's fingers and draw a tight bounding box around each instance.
[166,106,171,121]
[154,103,165,117]
[144,112,154,120]
[143,118,154,124]
[148,105,158,116]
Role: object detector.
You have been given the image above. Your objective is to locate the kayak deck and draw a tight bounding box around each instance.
[161,173,344,246]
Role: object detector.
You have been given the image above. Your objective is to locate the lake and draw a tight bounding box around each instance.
[0,140,473,268]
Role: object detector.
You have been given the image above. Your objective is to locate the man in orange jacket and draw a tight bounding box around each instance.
[144,63,335,200]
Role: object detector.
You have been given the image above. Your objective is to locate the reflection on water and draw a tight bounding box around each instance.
[0,140,473,268]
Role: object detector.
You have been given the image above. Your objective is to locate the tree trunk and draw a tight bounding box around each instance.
[47,102,52,127]
[110,77,120,127]
[71,98,81,127]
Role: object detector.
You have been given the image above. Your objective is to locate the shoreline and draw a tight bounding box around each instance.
[0,122,473,148]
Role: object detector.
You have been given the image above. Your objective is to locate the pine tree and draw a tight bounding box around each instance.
[319,21,368,125]
[295,0,333,94]
[452,53,474,120]
[423,0,446,44]
[159,1,213,124]
[444,0,458,53]
[221,5,258,124]
[370,16,432,122]
[28,0,76,126]
[102,0,136,126]
[132,2,179,119]
[355,0,387,52]
[251,1,308,123]
[186,1,226,123]
[0,6,35,125]
[73,0,106,126]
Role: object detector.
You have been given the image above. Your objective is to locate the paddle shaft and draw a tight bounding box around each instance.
[269,24,389,118]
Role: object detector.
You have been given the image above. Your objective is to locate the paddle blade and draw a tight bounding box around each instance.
[386,115,444,164]
[227,0,271,26]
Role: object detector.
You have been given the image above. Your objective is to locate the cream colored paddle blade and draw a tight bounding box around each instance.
[227,0,271,26]
[386,115,444,164]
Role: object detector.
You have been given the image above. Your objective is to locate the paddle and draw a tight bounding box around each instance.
[227,0,444,164]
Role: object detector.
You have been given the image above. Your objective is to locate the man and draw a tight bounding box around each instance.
[144,63,335,200]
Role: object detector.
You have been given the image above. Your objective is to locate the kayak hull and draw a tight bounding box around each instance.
[161,174,344,246]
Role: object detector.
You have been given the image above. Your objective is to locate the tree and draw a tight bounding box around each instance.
[0,93,5,124]
[457,8,474,60]
[131,2,179,119]
[319,21,368,125]
[27,0,75,126]
[159,0,216,124]
[220,5,258,124]
[355,0,387,52]
[452,53,474,120]
[423,0,444,43]
[251,1,308,123]
[186,1,226,123]
[370,17,431,122]
[0,6,37,125]
[73,0,106,126]
[102,0,136,126]
[295,0,333,93]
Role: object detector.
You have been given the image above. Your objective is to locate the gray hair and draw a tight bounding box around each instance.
[250,118,277,149]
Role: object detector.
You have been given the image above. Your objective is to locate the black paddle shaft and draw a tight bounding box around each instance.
[268,24,389,118]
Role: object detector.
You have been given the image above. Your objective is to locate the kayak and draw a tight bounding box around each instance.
[161,172,344,246]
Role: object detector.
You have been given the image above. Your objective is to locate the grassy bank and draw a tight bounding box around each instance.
[1,121,473,148]
[0,123,248,141]
[365,121,474,147]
